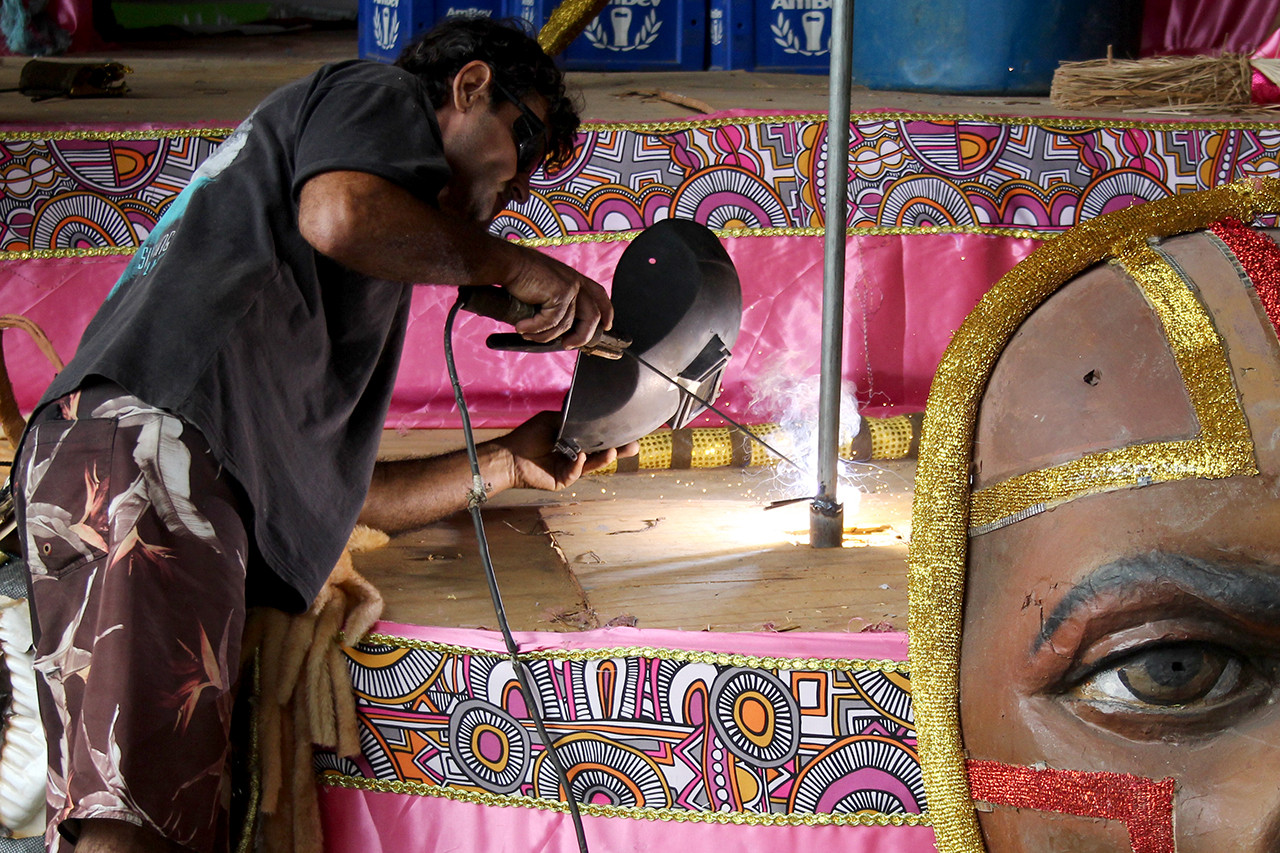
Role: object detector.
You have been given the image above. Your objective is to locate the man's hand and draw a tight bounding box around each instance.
[493,411,638,491]
[500,251,613,348]
[359,412,639,534]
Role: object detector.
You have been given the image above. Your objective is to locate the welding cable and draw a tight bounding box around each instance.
[442,297,591,853]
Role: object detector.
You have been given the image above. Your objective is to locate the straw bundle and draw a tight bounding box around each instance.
[1051,53,1257,111]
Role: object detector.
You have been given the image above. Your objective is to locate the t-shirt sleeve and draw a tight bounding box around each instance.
[291,69,451,203]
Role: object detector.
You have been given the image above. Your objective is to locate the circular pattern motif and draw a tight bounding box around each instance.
[532,733,671,808]
[1077,169,1171,222]
[709,668,799,768]
[670,167,791,229]
[878,175,978,229]
[345,645,444,703]
[898,120,1011,180]
[789,736,925,814]
[448,699,530,794]
[849,670,914,730]
[29,192,137,250]
[49,139,166,195]
[492,194,566,241]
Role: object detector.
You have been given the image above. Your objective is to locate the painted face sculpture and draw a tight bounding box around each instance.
[908,179,1280,853]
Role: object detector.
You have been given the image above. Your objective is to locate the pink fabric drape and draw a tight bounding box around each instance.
[0,233,1036,428]
[319,786,939,853]
[1142,0,1280,56]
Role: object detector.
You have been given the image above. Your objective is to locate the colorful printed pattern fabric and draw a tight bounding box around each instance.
[4,116,1280,254]
[17,385,249,853]
[318,637,923,824]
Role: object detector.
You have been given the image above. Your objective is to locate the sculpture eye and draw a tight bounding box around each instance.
[1066,640,1268,728]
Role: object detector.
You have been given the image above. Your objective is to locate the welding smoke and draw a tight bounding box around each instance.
[745,362,865,511]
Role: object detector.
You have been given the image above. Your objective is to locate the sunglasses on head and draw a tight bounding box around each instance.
[489,76,548,174]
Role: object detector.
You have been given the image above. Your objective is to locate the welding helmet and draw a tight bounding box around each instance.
[555,218,742,457]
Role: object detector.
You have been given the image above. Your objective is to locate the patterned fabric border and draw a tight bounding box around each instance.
[5,112,1280,259]
[316,634,924,826]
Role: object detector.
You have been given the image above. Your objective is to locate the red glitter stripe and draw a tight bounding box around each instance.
[966,759,1175,853]
[1209,216,1280,341]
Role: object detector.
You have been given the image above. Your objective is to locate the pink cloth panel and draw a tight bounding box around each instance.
[0,255,119,410]
[388,232,1035,429]
[1142,0,1280,55]
[0,233,1033,427]
[319,785,939,853]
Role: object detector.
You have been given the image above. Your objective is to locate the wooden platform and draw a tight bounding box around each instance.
[361,429,914,634]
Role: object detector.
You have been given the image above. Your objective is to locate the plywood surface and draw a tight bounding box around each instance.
[356,435,915,636]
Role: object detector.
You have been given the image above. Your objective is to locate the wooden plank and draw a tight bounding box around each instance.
[542,464,913,633]
[352,505,591,632]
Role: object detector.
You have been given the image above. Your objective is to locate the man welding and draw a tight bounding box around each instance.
[12,17,627,853]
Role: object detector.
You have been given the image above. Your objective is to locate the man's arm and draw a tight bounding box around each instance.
[358,412,636,534]
[297,171,610,347]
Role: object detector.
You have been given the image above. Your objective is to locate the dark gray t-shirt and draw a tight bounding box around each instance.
[36,60,451,610]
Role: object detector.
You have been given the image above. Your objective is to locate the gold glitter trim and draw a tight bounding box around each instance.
[358,631,910,674]
[515,224,1051,249]
[579,112,1280,134]
[317,772,932,826]
[0,128,233,141]
[867,415,916,461]
[0,224,1050,262]
[537,0,610,56]
[907,177,1280,853]
[969,244,1257,530]
[0,246,137,262]
[8,113,1280,140]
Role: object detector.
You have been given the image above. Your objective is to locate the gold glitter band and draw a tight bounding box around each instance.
[867,415,917,461]
[318,771,932,827]
[907,177,1280,853]
[593,418,919,475]
[969,244,1257,530]
[537,0,610,56]
[358,631,910,674]
[0,128,233,141]
[0,224,1050,263]
[8,112,1280,141]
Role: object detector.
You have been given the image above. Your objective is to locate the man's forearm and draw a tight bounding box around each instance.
[358,441,517,534]
[299,170,518,286]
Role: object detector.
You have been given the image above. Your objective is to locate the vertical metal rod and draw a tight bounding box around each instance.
[811,0,853,548]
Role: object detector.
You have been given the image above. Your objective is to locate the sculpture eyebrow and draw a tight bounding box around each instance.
[1033,552,1280,652]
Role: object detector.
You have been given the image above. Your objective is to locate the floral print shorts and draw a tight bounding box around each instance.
[17,383,249,853]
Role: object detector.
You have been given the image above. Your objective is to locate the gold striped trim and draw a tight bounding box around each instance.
[0,127,234,141]
[8,112,1280,141]
[318,772,932,826]
[580,112,1280,133]
[1,224,1051,263]
[968,243,1257,530]
[356,631,910,674]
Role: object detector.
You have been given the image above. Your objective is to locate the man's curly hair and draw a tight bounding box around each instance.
[396,16,581,171]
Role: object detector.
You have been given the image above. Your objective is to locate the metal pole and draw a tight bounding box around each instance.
[810,0,853,548]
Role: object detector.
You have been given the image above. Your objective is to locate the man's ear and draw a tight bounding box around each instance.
[449,60,493,113]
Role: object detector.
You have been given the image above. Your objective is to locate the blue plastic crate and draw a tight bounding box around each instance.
[527,0,706,71]
[358,0,503,62]
[707,0,751,70]
[752,0,832,73]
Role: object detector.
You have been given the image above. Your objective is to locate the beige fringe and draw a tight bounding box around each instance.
[244,524,388,852]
